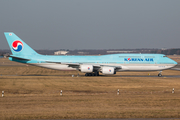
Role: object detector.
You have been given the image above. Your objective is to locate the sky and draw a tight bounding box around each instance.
[0,0,180,50]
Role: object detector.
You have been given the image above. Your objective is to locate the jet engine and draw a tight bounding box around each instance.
[80,65,93,73]
[101,67,116,75]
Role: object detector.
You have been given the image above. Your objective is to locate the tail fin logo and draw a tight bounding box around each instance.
[12,40,23,52]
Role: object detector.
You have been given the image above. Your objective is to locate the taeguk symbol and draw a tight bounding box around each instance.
[88,67,90,70]
[109,69,111,72]
[12,40,23,52]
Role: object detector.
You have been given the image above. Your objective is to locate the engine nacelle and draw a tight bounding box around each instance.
[101,67,116,75]
[80,65,93,73]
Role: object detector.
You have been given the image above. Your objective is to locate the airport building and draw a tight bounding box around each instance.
[54,51,69,55]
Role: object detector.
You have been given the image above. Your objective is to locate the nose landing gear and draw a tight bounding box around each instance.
[158,71,162,77]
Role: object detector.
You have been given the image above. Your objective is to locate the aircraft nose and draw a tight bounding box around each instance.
[172,60,178,65]
[168,57,178,66]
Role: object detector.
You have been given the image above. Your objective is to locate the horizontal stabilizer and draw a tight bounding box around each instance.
[9,55,31,61]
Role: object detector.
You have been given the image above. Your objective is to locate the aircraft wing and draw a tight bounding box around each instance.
[45,61,80,68]
[62,63,81,68]
[60,62,121,69]
[45,61,61,64]
[46,61,122,70]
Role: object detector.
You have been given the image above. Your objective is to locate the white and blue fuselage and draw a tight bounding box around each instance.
[9,54,176,71]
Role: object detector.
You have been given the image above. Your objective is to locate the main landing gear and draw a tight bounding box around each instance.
[158,71,162,77]
[85,72,99,76]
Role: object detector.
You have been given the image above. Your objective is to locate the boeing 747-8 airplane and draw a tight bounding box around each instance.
[4,32,177,77]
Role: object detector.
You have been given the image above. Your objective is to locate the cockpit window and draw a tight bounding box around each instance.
[163,55,167,57]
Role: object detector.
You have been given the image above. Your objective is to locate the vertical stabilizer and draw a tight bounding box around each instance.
[4,32,38,56]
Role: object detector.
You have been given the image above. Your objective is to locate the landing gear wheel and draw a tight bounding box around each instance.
[158,71,162,77]
[94,72,99,76]
[85,73,92,76]
[94,73,97,76]
[158,73,162,77]
[85,72,99,76]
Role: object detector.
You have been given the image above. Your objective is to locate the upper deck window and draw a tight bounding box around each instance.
[163,55,167,57]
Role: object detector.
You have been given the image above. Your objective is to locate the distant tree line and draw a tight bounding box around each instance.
[0,49,11,56]
[150,49,180,55]
[0,48,180,56]
[0,49,58,56]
